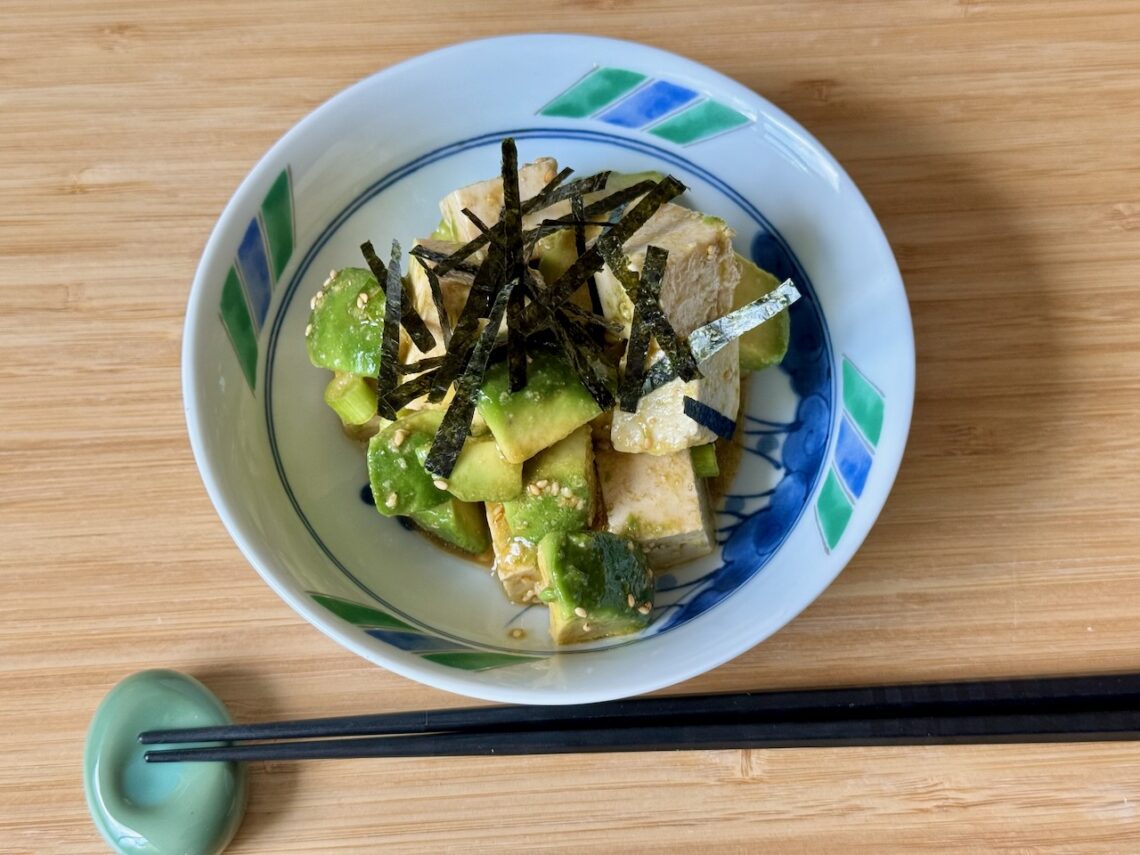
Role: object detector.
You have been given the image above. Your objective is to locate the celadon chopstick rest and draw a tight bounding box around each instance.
[84,670,247,855]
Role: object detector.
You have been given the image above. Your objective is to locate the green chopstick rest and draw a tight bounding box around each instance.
[84,670,247,855]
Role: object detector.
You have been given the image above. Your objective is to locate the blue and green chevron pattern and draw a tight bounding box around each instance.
[816,357,885,551]
[310,593,541,671]
[539,67,752,145]
[219,168,295,390]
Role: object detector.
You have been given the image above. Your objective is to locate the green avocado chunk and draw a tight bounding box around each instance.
[411,497,491,555]
[445,434,523,502]
[367,412,450,516]
[477,353,602,464]
[368,411,521,515]
[501,426,595,542]
[734,254,791,372]
[305,268,387,377]
[536,530,654,644]
[405,411,522,503]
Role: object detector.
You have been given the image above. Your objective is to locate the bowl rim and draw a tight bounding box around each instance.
[182,33,915,704]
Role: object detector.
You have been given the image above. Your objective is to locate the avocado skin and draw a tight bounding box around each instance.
[538,531,654,644]
[367,413,449,516]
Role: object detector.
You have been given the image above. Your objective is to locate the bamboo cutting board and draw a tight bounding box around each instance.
[3,1,1140,852]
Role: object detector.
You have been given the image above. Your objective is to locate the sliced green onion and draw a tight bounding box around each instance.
[323,373,377,426]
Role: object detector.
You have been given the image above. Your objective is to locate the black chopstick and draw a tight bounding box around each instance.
[138,672,1140,746]
[145,707,1140,763]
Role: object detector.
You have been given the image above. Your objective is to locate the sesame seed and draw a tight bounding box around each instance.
[627,594,636,607]
[637,604,651,615]
[309,295,318,310]
[329,269,339,280]
[433,478,449,490]
[385,493,398,509]
[561,486,573,498]
[574,607,588,618]
[304,323,312,337]
[356,292,369,309]
[582,622,591,632]
[391,429,407,448]
[535,480,548,489]
[527,484,541,496]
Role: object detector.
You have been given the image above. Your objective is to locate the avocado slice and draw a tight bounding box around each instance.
[501,426,596,542]
[734,254,790,371]
[411,497,490,555]
[367,412,450,516]
[305,268,388,377]
[445,433,523,503]
[536,531,654,644]
[368,411,522,514]
[476,352,602,464]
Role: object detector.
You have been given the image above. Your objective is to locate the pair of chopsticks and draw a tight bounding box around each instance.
[142,673,1140,763]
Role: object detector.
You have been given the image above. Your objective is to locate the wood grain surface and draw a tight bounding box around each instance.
[3,1,1140,851]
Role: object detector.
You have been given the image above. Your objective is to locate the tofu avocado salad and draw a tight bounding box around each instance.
[305,139,800,646]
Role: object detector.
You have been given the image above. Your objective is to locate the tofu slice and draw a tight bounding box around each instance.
[595,447,716,569]
[439,157,559,244]
[486,502,541,605]
[611,339,740,455]
[594,203,739,338]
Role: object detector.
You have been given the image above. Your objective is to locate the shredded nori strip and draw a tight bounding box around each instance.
[619,245,667,412]
[596,238,700,383]
[527,175,686,327]
[687,279,801,362]
[382,369,437,411]
[426,166,574,278]
[640,357,677,397]
[396,355,446,375]
[371,239,405,420]
[550,314,616,410]
[638,279,802,397]
[538,179,658,234]
[409,245,480,275]
[460,207,499,245]
[412,255,452,348]
[427,227,511,402]
[507,284,527,392]
[524,272,615,409]
[560,302,623,333]
[571,194,605,331]
[683,395,737,440]
[498,138,529,393]
[540,170,611,207]
[361,241,436,354]
[423,282,515,478]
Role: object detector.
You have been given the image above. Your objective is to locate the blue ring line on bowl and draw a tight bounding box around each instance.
[262,127,836,659]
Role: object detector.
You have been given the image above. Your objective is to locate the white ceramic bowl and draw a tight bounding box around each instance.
[183,34,913,704]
